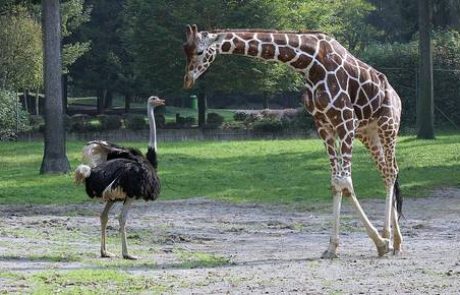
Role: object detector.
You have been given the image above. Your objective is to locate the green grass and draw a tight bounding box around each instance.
[0,134,459,205]
[30,269,167,294]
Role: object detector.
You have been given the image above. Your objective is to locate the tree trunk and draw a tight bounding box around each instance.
[417,0,435,139]
[35,90,40,115]
[124,94,131,113]
[96,88,104,114]
[62,74,68,114]
[23,89,29,113]
[262,92,269,109]
[40,0,71,174]
[104,90,113,109]
[198,87,207,128]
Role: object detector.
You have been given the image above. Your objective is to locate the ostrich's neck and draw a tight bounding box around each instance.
[147,104,157,152]
[213,31,323,73]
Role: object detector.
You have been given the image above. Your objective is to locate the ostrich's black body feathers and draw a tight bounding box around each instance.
[82,141,160,202]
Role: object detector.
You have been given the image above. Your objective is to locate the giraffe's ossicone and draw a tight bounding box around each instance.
[183,24,403,258]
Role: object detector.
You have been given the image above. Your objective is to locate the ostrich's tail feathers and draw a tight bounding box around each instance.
[82,140,113,167]
[74,164,91,184]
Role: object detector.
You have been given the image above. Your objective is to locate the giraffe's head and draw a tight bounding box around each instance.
[183,24,220,89]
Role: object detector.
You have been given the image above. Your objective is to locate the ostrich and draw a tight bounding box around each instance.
[74,96,165,260]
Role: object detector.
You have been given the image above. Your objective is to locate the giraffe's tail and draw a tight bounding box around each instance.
[394,174,403,220]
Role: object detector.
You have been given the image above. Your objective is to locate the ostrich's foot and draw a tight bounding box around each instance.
[321,250,338,259]
[123,253,138,260]
[377,238,392,257]
[101,250,116,258]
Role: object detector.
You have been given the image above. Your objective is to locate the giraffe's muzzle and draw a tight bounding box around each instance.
[184,74,194,89]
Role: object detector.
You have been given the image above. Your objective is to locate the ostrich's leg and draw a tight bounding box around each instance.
[119,198,137,260]
[100,201,115,258]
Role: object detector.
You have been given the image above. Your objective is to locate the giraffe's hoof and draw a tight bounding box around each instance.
[321,250,338,259]
[123,254,138,260]
[377,239,392,257]
[393,248,402,256]
[101,251,116,258]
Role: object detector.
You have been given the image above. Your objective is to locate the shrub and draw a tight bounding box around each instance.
[207,112,225,127]
[70,114,91,132]
[97,114,122,130]
[0,89,30,140]
[29,115,45,132]
[125,114,147,130]
[251,118,283,133]
[233,111,249,121]
[222,121,246,130]
[290,108,315,130]
[155,114,166,128]
[176,115,195,127]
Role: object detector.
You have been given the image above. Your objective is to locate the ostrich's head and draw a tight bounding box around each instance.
[148,96,165,108]
[183,24,220,89]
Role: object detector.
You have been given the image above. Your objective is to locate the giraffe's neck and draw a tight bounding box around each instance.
[213,31,324,74]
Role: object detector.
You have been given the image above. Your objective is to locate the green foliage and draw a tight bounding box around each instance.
[0,90,30,140]
[234,111,249,122]
[0,10,42,90]
[176,115,196,128]
[361,30,460,127]
[69,114,92,132]
[29,115,45,132]
[124,114,147,130]
[96,114,122,130]
[251,118,284,133]
[61,0,92,74]
[207,112,225,126]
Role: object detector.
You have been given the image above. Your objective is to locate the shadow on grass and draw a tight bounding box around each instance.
[0,254,82,263]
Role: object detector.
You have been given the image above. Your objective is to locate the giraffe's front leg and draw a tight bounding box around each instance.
[321,187,342,259]
[333,115,390,257]
[316,125,342,259]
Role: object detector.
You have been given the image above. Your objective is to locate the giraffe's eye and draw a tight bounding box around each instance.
[197,51,204,55]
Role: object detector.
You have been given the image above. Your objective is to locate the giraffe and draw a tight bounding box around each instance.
[183,24,403,258]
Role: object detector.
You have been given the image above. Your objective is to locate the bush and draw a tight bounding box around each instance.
[176,115,195,128]
[222,121,246,130]
[251,118,283,133]
[155,114,166,128]
[70,114,91,132]
[29,115,45,132]
[125,114,147,130]
[362,31,460,127]
[0,89,30,140]
[233,111,249,121]
[97,114,122,130]
[207,112,225,127]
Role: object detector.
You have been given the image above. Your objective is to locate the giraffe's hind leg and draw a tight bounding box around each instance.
[359,122,402,255]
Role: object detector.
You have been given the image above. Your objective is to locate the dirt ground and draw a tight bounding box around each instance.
[1,188,459,294]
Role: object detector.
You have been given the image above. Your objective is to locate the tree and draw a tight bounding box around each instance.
[417,0,435,139]
[0,8,42,90]
[40,0,71,174]
[70,0,126,113]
